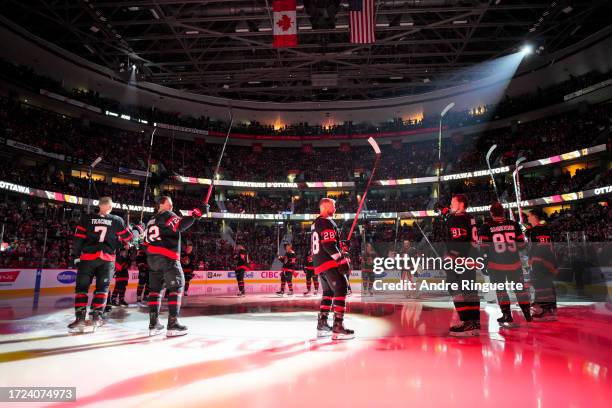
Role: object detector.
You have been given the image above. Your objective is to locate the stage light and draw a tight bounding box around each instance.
[521,44,533,55]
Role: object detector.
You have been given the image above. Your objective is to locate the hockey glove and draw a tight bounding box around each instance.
[337,257,351,275]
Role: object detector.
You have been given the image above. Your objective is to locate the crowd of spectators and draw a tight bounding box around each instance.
[2,93,610,188]
[2,57,610,138]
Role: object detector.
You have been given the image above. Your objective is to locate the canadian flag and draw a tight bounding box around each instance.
[273,0,297,48]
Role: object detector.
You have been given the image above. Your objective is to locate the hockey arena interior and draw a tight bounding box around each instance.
[0,1,611,407]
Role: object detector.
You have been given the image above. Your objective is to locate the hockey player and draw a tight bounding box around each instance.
[444,194,481,336]
[144,196,202,337]
[303,251,319,296]
[479,202,532,328]
[339,239,353,296]
[68,197,133,333]
[135,245,150,305]
[234,245,250,297]
[277,243,297,296]
[181,242,197,296]
[527,209,558,321]
[312,198,354,340]
[109,244,131,308]
[362,242,377,297]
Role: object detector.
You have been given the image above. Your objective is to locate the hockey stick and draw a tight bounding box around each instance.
[276,222,281,257]
[486,143,513,221]
[346,137,381,242]
[140,128,156,223]
[413,218,441,259]
[393,216,400,253]
[233,219,241,250]
[203,109,234,210]
[512,156,526,225]
[485,144,501,203]
[436,102,455,197]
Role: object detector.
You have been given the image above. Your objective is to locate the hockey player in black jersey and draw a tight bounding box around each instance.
[144,196,202,337]
[303,252,319,296]
[527,209,558,321]
[312,198,354,340]
[69,197,133,333]
[277,243,297,296]
[109,244,131,308]
[362,242,377,297]
[444,194,481,337]
[135,245,150,305]
[181,242,197,296]
[234,245,251,297]
[479,202,532,328]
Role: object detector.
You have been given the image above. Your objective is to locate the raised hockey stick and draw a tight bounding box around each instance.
[413,218,441,259]
[513,156,527,225]
[485,144,501,203]
[346,137,381,242]
[393,216,401,253]
[140,128,156,223]
[203,109,234,210]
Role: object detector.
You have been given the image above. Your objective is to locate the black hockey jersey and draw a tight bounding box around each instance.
[445,212,477,258]
[115,248,131,273]
[72,213,132,262]
[144,210,196,260]
[280,250,297,272]
[479,217,525,271]
[311,216,349,274]
[303,254,315,273]
[527,222,557,273]
[234,249,251,271]
[136,247,148,268]
[181,251,197,272]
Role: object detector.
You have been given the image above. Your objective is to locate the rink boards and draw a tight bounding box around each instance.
[0,268,365,295]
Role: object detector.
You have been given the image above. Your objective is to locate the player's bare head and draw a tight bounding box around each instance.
[185,242,193,252]
[450,194,468,213]
[98,197,113,214]
[284,243,292,251]
[528,208,545,226]
[159,196,173,212]
[319,197,336,216]
[489,201,504,218]
[236,244,245,251]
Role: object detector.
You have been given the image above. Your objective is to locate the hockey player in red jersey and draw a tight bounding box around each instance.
[234,245,251,297]
[144,196,202,337]
[312,198,354,340]
[277,243,297,296]
[527,209,558,321]
[479,202,532,328]
[68,197,133,333]
[444,194,481,337]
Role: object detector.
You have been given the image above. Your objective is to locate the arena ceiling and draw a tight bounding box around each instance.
[2,0,610,102]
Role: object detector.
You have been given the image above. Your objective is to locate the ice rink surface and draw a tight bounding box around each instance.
[0,285,610,408]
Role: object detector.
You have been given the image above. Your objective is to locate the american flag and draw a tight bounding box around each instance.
[349,0,376,44]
